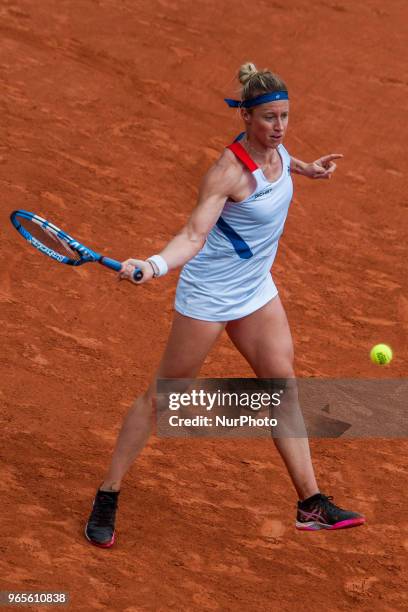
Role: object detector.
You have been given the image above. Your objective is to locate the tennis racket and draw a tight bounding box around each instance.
[10,210,143,281]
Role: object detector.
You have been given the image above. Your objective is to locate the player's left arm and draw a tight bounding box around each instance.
[290,153,343,179]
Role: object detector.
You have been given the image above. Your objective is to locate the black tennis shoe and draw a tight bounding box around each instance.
[296,493,365,531]
[84,488,119,547]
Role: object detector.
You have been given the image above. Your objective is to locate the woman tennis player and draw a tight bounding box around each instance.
[85,62,365,547]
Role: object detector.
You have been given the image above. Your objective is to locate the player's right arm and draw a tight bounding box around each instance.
[120,152,241,283]
[158,154,240,269]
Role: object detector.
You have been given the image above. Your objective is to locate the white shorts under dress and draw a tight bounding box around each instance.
[175,133,294,322]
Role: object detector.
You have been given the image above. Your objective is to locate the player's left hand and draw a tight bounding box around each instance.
[306,154,343,179]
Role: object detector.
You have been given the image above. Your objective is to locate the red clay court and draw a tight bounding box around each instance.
[1,0,407,610]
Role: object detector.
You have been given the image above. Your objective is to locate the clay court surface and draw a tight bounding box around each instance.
[1,0,407,609]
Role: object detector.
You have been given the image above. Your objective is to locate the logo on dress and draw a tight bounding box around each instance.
[253,186,274,199]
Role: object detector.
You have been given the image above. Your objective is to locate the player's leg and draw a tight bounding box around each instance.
[226,294,319,501]
[85,312,225,547]
[100,312,225,491]
[226,294,365,530]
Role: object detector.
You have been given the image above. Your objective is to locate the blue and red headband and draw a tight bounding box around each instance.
[224,90,289,108]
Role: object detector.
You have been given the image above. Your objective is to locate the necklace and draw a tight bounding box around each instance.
[243,139,277,169]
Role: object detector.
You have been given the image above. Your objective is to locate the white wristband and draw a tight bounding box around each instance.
[147,254,168,277]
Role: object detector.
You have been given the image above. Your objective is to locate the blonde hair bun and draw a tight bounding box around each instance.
[238,62,258,86]
[236,62,287,104]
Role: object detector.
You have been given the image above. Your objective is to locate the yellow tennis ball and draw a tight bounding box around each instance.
[370,344,393,365]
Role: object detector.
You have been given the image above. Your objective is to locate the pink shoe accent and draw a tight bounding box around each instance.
[90,533,115,547]
[296,516,365,531]
[84,525,115,547]
[328,517,366,530]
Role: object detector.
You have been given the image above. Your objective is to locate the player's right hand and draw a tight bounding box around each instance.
[118,259,153,285]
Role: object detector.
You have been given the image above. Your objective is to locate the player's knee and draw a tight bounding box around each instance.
[130,389,156,415]
[143,389,156,413]
[260,357,295,379]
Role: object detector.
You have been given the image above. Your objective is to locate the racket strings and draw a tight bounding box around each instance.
[20,218,81,262]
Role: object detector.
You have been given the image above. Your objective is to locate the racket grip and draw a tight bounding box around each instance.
[133,268,143,281]
[100,257,143,281]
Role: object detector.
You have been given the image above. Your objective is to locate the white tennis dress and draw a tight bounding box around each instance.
[175,133,294,322]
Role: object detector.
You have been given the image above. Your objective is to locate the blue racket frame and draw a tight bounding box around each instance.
[10,210,143,280]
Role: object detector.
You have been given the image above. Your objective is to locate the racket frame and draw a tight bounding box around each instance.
[10,210,142,279]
